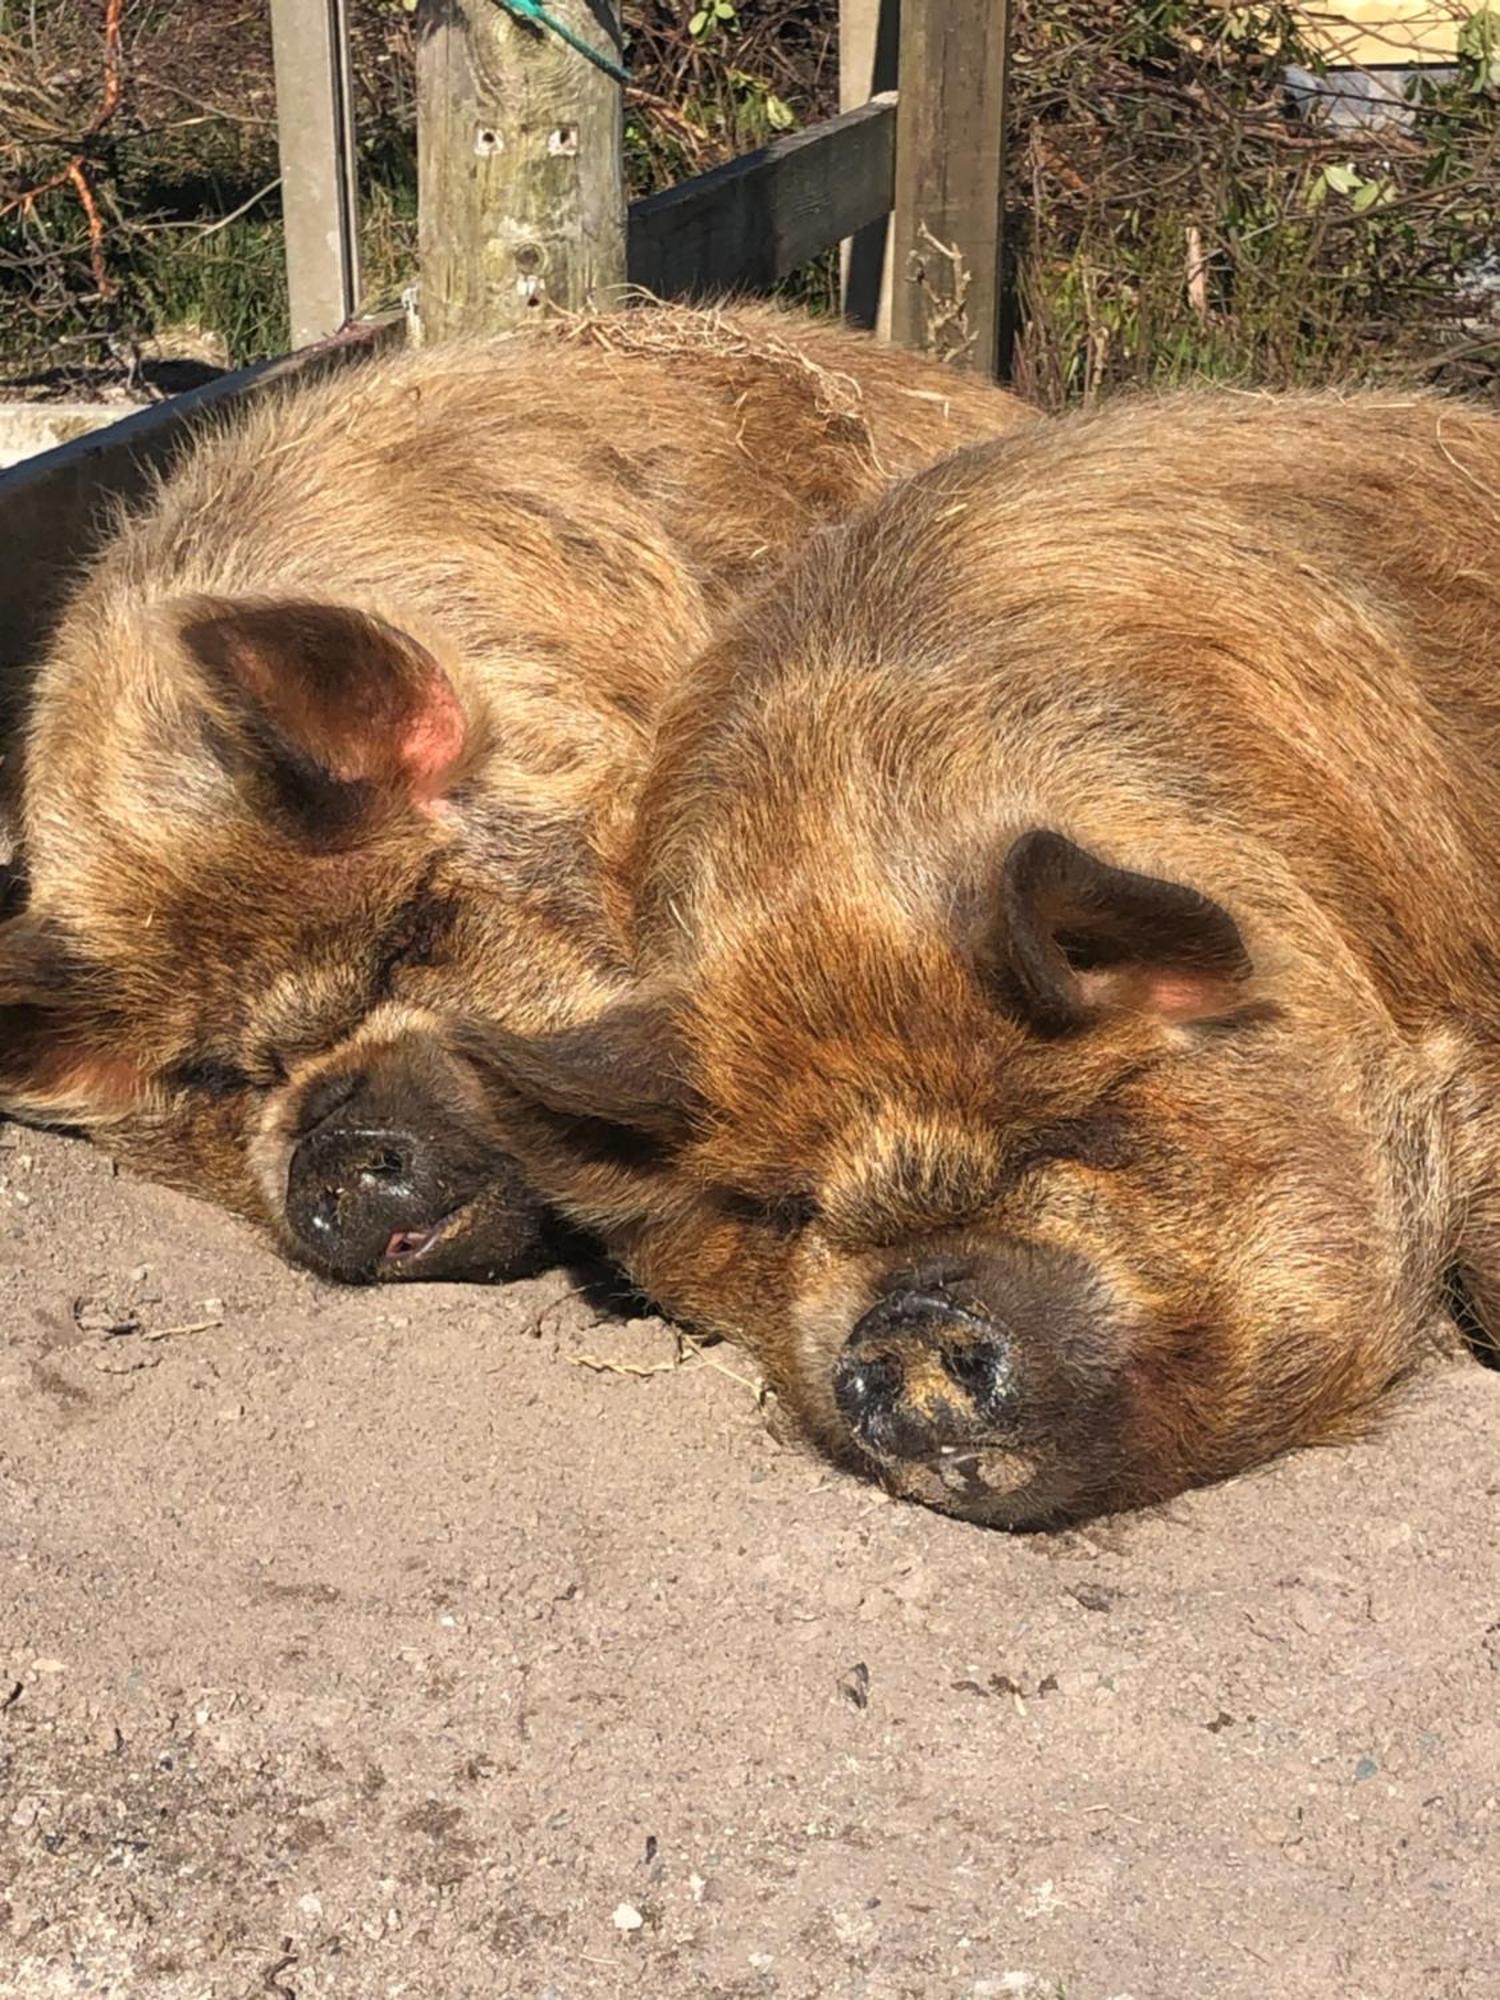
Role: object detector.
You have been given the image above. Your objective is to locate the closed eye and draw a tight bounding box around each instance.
[167,1056,256,1100]
[718,1187,822,1235]
[1010,1113,1135,1177]
[373,888,457,998]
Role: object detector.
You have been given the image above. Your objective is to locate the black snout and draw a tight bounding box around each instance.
[834,1288,1018,1460]
[284,1065,498,1281]
[288,1115,445,1280]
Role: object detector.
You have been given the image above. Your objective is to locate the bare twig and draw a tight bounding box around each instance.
[568,1325,767,1403]
[140,1316,223,1343]
[0,0,124,297]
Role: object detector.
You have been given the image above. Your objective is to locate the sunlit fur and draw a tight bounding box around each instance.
[0,305,1032,1279]
[499,389,1500,1523]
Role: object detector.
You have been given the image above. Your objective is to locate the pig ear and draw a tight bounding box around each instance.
[179,599,470,843]
[982,829,1255,1035]
[0,911,77,1009]
[467,998,700,1140]
[0,915,139,1120]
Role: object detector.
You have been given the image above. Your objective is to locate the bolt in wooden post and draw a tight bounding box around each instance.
[890,0,1013,377]
[416,0,626,341]
[269,0,362,349]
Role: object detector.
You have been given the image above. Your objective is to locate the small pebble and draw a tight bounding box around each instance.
[612,1902,644,1932]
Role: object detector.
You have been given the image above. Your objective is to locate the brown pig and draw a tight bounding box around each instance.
[0,304,1032,1282]
[487,388,1500,1524]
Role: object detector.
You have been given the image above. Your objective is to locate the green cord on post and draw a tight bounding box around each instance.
[494,0,631,85]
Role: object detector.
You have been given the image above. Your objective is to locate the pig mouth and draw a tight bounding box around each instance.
[909,1440,1040,1497]
[378,1200,468,1264]
[871,1438,1075,1529]
[362,1168,555,1284]
[373,1198,477,1276]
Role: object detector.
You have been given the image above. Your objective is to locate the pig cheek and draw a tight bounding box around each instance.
[118,1098,270,1225]
[778,1247,880,1445]
[188,1103,274,1225]
[626,1205,782,1342]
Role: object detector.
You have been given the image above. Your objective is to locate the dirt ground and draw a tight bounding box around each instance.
[2,1120,1498,2000]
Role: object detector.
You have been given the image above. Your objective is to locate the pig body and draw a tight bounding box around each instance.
[0,305,1031,1282]
[495,389,1500,1523]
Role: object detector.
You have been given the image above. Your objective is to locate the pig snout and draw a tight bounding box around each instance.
[283,1062,496,1282]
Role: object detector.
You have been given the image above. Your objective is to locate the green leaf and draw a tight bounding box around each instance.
[765,92,795,131]
[689,8,709,31]
[1352,177,1396,214]
[1459,6,1500,61]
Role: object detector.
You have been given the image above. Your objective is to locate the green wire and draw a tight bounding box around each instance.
[494,0,631,85]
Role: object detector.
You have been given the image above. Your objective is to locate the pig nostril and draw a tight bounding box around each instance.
[940,1336,1014,1411]
[834,1348,904,1425]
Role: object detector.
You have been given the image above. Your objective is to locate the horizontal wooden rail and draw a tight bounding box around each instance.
[627,94,897,299]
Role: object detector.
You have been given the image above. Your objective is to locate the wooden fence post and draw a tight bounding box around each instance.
[838,0,898,335]
[269,0,362,349]
[416,0,626,340]
[889,0,1012,376]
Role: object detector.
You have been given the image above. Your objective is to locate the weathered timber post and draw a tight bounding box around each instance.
[890,0,1013,377]
[269,0,362,348]
[415,0,627,340]
[839,0,898,336]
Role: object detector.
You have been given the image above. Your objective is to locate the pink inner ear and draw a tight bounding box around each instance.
[1076,965,1241,1023]
[326,669,468,804]
[183,602,471,817]
[393,678,468,805]
[1144,970,1229,1020]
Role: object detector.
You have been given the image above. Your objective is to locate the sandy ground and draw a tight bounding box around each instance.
[2,1120,1498,2000]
